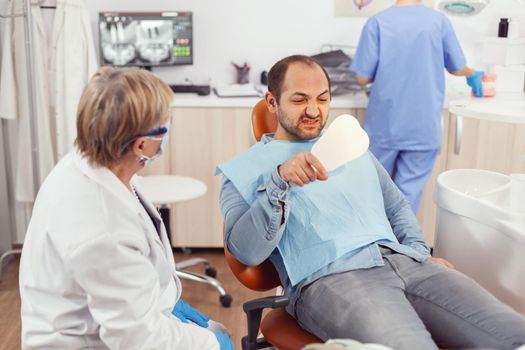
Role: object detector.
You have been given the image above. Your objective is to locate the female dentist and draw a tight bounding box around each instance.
[19,67,233,350]
[351,0,483,212]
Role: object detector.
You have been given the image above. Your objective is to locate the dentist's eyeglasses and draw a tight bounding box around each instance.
[122,125,169,150]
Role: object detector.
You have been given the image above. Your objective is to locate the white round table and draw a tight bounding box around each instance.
[449,98,525,124]
[136,175,207,247]
[136,175,207,205]
[448,94,525,155]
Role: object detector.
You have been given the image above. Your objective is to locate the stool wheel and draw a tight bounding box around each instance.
[205,267,217,278]
[180,247,192,255]
[220,294,232,308]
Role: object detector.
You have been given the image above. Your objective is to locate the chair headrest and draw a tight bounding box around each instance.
[251,99,278,142]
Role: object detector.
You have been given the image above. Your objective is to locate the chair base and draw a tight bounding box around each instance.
[176,269,233,307]
[241,335,273,350]
[160,203,231,307]
[176,257,217,277]
[0,249,22,282]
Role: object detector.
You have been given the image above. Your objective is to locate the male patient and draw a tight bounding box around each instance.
[217,55,525,350]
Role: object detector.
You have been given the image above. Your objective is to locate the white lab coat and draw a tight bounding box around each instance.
[0,0,55,202]
[52,0,98,159]
[19,151,219,349]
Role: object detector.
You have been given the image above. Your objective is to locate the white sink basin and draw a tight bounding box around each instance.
[437,169,510,202]
[435,169,524,234]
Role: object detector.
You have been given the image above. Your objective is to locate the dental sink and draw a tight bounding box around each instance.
[437,169,510,206]
[434,169,525,314]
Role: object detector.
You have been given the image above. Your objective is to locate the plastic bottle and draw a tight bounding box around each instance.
[498,18,509,38]
[481,73,496,97]
[508,18,520,39]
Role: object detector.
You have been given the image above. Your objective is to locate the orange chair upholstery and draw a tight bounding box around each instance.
[223,99,322,350]
[251,99,278,142]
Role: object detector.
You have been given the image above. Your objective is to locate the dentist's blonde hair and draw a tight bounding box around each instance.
[75,67,173,167]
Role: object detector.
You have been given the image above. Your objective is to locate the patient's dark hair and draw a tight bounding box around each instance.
[267,55,331,103]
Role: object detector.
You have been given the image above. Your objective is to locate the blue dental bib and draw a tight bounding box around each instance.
[217,138,397,285]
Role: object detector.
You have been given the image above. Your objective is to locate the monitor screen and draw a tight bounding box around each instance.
[99,11,193,67]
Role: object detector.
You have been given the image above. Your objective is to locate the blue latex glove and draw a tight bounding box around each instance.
[171,299,209,327]
[466,71,484,97]
[213,331,234,350]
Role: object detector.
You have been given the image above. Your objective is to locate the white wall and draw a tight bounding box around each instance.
[0,124,12,254]
[86,0,525,86]
[450,0,525,65]
[0,0,14,253]
[86,0,366,85]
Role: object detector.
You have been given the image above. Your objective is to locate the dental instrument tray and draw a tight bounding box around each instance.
[310,49,364,96]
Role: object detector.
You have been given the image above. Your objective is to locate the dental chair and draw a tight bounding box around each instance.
[223,99,322,350]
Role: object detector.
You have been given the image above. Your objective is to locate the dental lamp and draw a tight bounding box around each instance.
[438,0,490,16]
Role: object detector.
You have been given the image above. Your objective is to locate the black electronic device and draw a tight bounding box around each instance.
[99,11,193,67]
[169,84,211,96]
[260,70,268,85]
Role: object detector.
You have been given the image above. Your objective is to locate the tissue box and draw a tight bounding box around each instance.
[494,65,525,93]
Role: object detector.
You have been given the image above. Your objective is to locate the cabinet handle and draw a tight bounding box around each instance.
[454,115,463,155]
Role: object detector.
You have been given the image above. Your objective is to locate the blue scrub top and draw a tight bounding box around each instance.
[351,5,466,150]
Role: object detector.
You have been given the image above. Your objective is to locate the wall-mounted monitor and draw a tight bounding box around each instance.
[99,11,193,67]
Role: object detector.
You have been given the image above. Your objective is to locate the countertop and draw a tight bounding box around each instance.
[448,93,525,124]
[172,91,369,109]
[172,90,525,125]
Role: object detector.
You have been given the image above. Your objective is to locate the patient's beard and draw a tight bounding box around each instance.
[277,110,325,141]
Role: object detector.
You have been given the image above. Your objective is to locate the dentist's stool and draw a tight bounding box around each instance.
[139,175,232,307]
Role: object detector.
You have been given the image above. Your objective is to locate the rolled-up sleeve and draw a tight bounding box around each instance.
[351,17,380,81]
[442,16,466,72]
[220,168,290,266]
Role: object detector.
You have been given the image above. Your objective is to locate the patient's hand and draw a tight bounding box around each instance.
[278,152,328,187]
[430,257,455,269]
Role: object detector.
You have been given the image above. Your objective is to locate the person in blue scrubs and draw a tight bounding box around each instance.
[351,0,484,212]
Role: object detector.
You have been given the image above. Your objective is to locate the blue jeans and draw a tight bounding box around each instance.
[295,248,525,350]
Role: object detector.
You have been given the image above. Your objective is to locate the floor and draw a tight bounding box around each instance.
[0,249,277,350]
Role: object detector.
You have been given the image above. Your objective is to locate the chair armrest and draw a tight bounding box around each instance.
[242,295,289,350]
[243,295,289,313]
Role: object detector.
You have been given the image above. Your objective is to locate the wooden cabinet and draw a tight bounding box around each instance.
[167,108,252,247]
[416,111,450,246]
[328,108,366,126]
[446,114,525,174]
